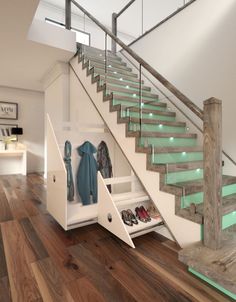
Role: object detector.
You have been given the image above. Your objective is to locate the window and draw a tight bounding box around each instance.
[45,18,90,45]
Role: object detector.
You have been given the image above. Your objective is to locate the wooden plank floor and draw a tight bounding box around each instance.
[0,173,233,302]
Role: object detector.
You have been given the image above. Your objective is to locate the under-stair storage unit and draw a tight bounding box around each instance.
[98,173,163,248]
[47,114,164,247]
[47,116,99,230]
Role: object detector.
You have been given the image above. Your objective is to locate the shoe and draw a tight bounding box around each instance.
[147,204,161,220]
[127,209,138,225]
[121,210,133,226]
[140,206,151,222]
[135,207,146,223]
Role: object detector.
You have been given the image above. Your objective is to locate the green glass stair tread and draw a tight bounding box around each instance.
[111,94,161,104]
[95,70,142,83]
[93,66,138,78]
[80,45,121,60]
[84,53,128,67]
[196,194,236,216]
[111,92,160,103]
[129,131,197,138]
[89,60,132,72]
[171,175,236,196]
[126,117,185,127]
[85,51,121,61]
[99,73,144,84]
[115,106,175,122]
[136,145,202,154]
[80,51,122,63]
[84,55,123,66]
[107,82,154,94]
[107,85,159,99]
[181,183,236,208]
[89,60,132,73]
[120,106,174,116]
[165,169,203,186]
[129,124,185,134]
[84,54,126,66]
[153,152,203,164]
[113,101,166,113]
[153,146,202,153]
[112,100,166,112]
[124,111,175,122]
[179,237,236,296]
[101,78,150,91]
[139,137,197,147]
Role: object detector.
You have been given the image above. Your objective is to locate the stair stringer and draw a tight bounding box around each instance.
[70,56,201,248]
[97,172,135,248]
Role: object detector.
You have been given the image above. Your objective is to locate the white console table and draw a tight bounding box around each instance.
[0,147,27,175]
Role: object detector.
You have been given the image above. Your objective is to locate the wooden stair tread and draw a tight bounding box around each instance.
[196,193,236,216]
[88,59,133,77]
[128,131,197,139]
[175,175,236,187]
[137,145,202,154]
[95,70,143,83]
[172,175,236,195]
[86,56,127,67]
[123,117,185,127]
[166,160,203,172]
[88,58,130,70]
[94,66,138,78]
[111,94,161,104]
[148,160,203,175]
[108,86,159,99]
[98,74,146,87]
[179,232,236,295]
[111,104,175,117]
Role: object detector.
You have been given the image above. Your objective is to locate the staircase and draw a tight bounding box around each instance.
[74,44,236,227]
[69,44,236,298]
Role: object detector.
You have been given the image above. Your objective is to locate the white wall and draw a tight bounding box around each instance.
[128,0,236,174]
[118,0,188,40]
[0,86,45,173]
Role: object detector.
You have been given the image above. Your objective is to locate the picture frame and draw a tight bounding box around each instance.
[0,101,18,120]
[0,124,18,142]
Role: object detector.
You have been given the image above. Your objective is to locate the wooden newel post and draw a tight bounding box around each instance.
[203,97,222,250]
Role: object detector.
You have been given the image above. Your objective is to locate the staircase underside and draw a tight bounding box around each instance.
[179,229,236,297]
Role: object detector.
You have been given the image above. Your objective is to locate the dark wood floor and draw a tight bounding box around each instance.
[0,174,233,302]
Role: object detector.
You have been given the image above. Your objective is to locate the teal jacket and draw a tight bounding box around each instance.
[77,141,97,205]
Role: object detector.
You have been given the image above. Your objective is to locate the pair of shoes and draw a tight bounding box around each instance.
[121,209,138,226]
[135,206,151,223]
[147,204,161,220]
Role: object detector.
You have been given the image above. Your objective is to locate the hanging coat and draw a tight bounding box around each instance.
[97,140,113,192]
[64,140,74,202]
[77,141,97,205]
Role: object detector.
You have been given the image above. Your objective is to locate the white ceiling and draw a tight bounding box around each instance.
[0,0,75,92]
